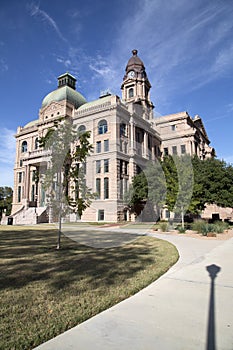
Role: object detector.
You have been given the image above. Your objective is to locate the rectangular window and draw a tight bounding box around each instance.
[17,186,21,203]
[96,141,101,153]
[164,147,169,156]
[172,146,177,155]
[98,209,104,221]
[20,160,23,167]
[120,159,123,175]
[31,184,35,201]
[171,125,176,131]
[181,144,186,154]
[125,161,129,175]
[18,172,22,183]
[82,162,86,175]
[104,177,109,199]
[96,178,101,199]
[104,139,109,152]
[104,159,109,173]
[119,179,123,199]
[96,160,101,174]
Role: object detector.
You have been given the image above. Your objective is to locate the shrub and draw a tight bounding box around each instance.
[191,220,229,236]
[212,221,229,233]
[192,220,206,234]
[176,226,186,234]
[159,222,169,232]
[192,220,214,236]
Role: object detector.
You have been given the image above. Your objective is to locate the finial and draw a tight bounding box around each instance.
[132,49,138,56]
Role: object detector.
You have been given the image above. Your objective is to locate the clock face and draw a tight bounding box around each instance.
[128,70,135,78]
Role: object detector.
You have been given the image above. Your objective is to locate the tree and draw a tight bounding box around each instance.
[39,118,93,249]
[192,156,233,209]
[125,160,166,221]
[172,155,194,228]
[0,187,13,219]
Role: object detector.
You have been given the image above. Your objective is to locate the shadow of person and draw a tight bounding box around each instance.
[206,264,221,350]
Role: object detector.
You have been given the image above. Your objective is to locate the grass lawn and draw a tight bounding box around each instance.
[0,225,178,350]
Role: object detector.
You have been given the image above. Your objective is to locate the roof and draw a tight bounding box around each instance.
[126,49,145,72]
[77,95,113,111]
[24,119,38,128]
[41,85,87,109]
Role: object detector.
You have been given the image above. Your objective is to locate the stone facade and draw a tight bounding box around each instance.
[10,50,215,224]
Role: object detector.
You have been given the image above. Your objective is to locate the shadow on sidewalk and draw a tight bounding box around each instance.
[206,264,221,350]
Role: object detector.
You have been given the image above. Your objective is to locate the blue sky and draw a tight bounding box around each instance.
[0,0,233,187]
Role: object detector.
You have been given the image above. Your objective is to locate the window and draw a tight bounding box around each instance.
[31,184,35,201]
[20,160,23,167]
[21,141,27,153]
[181,144,186,154]
[120,123,127,137]
[98,120,108,134]
[104,139,109,152]
[17,186,21,202]
[96,178,101,199]
[172,146,177,155]
[104,159,109,173]
[96,160,101,174]
[165,210,170,219]
[78,125,86,134]
[35,137,39,150]
[164,147,169,156]
[82,162,86,175]
[120,159,123,175]
[18,172,22,183]
[96,141,101,153]
[104,177,109,199]
[128,88,134,98]
[171,125,176,131]
[125,161,129,175]
[98,209,104,221]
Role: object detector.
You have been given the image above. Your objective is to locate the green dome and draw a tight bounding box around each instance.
[41,86,87,109]
[24,119,38,128]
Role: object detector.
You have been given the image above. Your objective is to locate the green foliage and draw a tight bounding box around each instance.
[39,119,94,219]
[125,154,233,220]
[159,221,169,232]
[162,156,178,211]
[125,160,166,217]
[212,221,229,233]
[192,156,233,208]
[191,219,229,236]
[0,187,13,217]
[176,225,186,233]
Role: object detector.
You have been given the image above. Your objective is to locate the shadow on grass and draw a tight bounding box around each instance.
[0,229,158,292]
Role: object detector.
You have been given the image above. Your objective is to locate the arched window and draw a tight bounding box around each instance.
[128,88,134,98]
[21,141,27,153]
[98,120,108,134]
[78,125,86,134]
[35,137,39,150]
[104,177,109,199]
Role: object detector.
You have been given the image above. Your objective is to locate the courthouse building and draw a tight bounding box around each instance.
[10,50,214,224]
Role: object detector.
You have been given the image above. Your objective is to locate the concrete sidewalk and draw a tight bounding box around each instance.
[34,233,233,350]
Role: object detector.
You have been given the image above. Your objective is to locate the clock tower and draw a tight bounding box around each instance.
[121,49,154,114]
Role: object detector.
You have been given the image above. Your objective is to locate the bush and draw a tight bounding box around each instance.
[192,220,229,236]
[176,226,186,234]
[212,221,229,233]
[159,222,169,232]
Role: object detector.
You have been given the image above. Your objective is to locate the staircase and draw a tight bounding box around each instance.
[7,206,49,225]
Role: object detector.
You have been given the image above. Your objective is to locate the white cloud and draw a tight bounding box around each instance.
[27,2,67,42]
[0,128,15,187]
